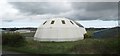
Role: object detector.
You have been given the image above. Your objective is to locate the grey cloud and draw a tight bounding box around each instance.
[2,20,13,22]
[70,2,118,20]
[9,2,71,15]
[9,2,118,20]
[72,2,118,11]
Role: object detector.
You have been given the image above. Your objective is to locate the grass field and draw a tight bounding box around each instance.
[2,30,120,54]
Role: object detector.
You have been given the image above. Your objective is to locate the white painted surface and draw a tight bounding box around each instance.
[34,17,87,41]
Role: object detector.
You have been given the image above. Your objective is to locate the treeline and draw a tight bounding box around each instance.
[1,28,37,31]
[1,27,109,31]
[86,28,107,31]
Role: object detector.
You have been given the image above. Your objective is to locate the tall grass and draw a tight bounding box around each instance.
[71,38,120,54]
[2,30,119,54]
[2,32,27,47]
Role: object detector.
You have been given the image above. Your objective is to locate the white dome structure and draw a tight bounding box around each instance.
[34,17,87,41]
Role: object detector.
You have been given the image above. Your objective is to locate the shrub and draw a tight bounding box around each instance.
[2,32,26,47]
[84,33,92,39]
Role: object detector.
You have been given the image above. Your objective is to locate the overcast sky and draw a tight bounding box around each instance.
[0,0,119,28]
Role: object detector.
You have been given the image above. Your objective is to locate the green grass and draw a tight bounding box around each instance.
[3,38,78,54]
[0,45,2,50]
[2,30,120,54]
[3,38,120,54]
[71,38,120,54]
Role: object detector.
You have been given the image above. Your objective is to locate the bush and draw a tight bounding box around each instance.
[2,32,26,47]
[84,33,92,39]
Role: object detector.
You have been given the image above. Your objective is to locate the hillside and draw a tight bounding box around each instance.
[93,27,119,38]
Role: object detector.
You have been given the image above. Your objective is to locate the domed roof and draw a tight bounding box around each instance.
[41,17,84,28]
[34,17,86,41]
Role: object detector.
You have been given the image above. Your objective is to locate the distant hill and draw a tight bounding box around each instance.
[93,27,120,39]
